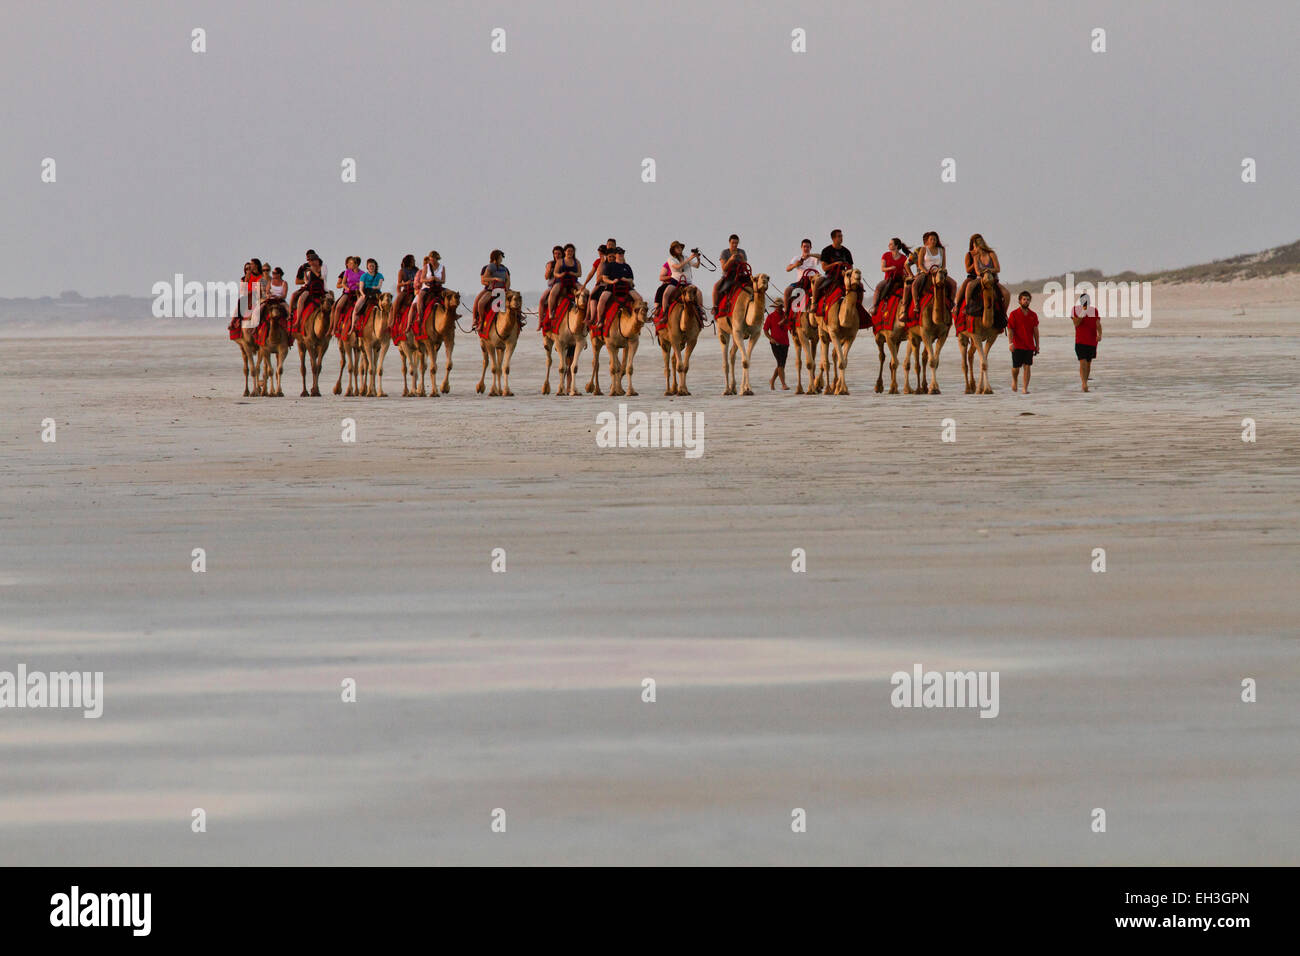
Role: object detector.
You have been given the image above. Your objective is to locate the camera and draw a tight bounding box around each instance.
[690,247,700,255]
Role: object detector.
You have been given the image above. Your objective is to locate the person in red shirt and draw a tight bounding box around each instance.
[763,305,793,390]
[1071,292,1102,392]
[870,237,912,316]
[1006,291,1040,392]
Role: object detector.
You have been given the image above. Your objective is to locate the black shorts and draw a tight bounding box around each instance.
[1011,348,1034,368]
[771,343,789,367]
[1075,343,1097,361]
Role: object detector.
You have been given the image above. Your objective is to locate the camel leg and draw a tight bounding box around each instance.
[398,349,410,396]
[298,344,309,396]
[625,338,639,397]
[374,344,388,397]
[587,344,602,395]
[979,338,994,394]
[928,332,946,394]
[678,339,695,396]
[543,340,553,395]
[838,340,853,395]
[663,342,674,396]
[608,345,623,397]
[739,333,755,396]
[476,343,489,394]
[440,341,454,394]
[502,337,517,397]
[333,341,345,395]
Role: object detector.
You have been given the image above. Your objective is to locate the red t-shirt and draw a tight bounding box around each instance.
[881,251,908,279]
[764,310,791,346]
[1007,307,1038,351]
[1073,306,1099,346]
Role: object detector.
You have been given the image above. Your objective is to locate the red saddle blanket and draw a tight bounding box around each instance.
[716,284,747,321]
[871,289,905,334]
[597,294,634,338]
[332,293,357,339]
[478,299,505,340]
[542,291,573,336]
[817,283,845,318]
[228,316,242,341]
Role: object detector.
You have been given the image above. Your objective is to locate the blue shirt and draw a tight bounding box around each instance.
[361,272,384,290]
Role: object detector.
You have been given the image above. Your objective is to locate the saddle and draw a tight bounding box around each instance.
[333,291,358,339]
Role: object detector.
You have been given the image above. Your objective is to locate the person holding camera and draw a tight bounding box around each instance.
[657,241,703,320]
[783,238,821,313]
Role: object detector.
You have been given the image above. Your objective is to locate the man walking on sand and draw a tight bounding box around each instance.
[1007,291,1039,393]
[1071,292,1101,392]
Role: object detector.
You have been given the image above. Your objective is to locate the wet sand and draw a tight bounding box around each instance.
[1,286,1297,865]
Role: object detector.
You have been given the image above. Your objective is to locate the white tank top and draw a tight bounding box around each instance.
[924,248,943,270]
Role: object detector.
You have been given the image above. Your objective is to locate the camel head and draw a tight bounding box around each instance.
[322,291,336,312]
[631,300,649,327]
[574,287,589,309]
[845,268,863,291]
[378,292,393,312]
[679,285,700,307]
[979,271,997,292]
[751,273,770,298]
[504,290,524,313]
[442,289,461,312]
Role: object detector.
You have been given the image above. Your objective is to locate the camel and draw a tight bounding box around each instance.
[913,267,953,395]
[657,284,704,396]
[356,292,394,397]
[788,273,825,394]
[585,284,637,396]
[823,267,864,395]
[547,287,588,396]
[542,285,585,395]
[254,300,293,397]
[421,289,461,396]
[234,318,260,397]
[605,299,648,397]
[958,271,1006,394]
[716,271,770,395]
[476,290,523,397]
[872,279,915,395]
[292,291,335,397]
[394,293,427,397]
[332,304,366,397]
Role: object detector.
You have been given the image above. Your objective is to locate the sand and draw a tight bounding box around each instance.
[0,281,1297,865]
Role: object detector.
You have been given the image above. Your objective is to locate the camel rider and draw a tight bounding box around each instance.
[289,248,317,318]
[541,245,563,327]
[295,256,325,322]
[242,259,268,328]
[353,258,385,325]
[783,238,821,313]
[586,246,619,327]
[595,247,639,319]
[711,234,748,315]
[657,241,702,319]
[813,229,853,311]
[908,231,956,317]
[472,250,511,332]
[414,251,445,320]
[582,238,618,290]
[955,234,1007,317]
[547,243,582,324]
[870,238,912,316]
[394,254,418,324]
[268,268,288,301]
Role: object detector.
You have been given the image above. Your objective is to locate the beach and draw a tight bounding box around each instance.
[0,282,1297,865]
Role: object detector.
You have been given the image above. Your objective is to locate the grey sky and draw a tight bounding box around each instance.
[4,0,1296,297]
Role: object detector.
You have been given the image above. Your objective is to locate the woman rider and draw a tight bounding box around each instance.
[393,254,418,325]
[268,267,289,302]
[871,238,911,316]
[472,250,511,331]
[582,239,617,290]
[586,245,619,327]
[353,258,385,326]
[955,234,1006,316]
[908,231,957,317]
[540,245,563,327]
[547,244,582,327]
[414,251,445,322]
[656,241,702,322]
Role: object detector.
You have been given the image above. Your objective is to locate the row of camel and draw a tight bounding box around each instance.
[234,266,1007,399]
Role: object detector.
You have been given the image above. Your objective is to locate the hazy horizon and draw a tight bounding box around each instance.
[6,0,1297,298]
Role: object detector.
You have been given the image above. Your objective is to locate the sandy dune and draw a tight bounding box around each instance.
[0,289,1296,865]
